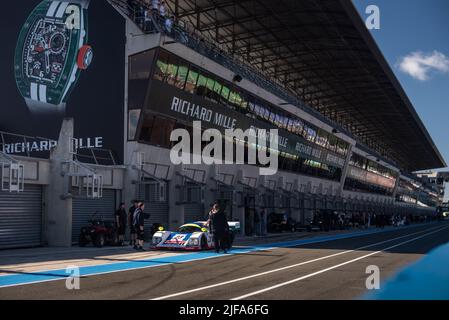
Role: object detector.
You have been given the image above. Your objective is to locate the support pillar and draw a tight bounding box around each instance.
[46,118,74,247]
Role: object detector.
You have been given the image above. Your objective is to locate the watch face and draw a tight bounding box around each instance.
[24,18,72,85]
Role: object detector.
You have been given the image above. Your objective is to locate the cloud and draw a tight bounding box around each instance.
[397,51,449,81]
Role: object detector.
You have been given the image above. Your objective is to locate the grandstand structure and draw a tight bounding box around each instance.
[111,0,445,233]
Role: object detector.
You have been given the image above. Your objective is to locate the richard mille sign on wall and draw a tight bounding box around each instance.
[2,137,103,154]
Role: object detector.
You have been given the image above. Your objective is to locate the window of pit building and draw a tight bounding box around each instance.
[228,89,244,110]
[287,118,294,132]
[282,115,289,130]
[269,110,276,125]
[185,65,200,94]
[327,135,338,152]
[174,61,189,90]
[128,49,156,110]
[350,153,367,169]
[294,119,305,136]
[204,75,219,104]
[149,49,352,161]
[219,83,231,106]
[213,80,223,102]
[139,113,176,148]
[195,72,208,97]
[240,92,249,110]
[166,56,180,87]
[128,109,141,140]
[274,113,282,129]
[253,101,263,120]
[305,125,317,142]
[336,140,348,156]
[316,129,329,148]
[153,50,170,82]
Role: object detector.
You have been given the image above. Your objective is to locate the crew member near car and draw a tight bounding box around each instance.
[128,200,138,247]
[206,203,230,253]
[133,202,146,251]
[115,202,127,246]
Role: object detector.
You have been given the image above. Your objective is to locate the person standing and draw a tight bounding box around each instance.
[151,0,160,14]
[115,203,127,246]
[143,6,153,32]
[165,15,174,34]
[206,203,230,253]
[128,200,138,247]
[133,202,146,251]
[159,1,167,18]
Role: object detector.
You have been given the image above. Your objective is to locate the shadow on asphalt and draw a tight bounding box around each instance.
[0,269,88,279]
[0,246,167,267]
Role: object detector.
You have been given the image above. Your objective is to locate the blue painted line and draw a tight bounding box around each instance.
[363,239,449,300]
[0,247,266,288]
[0,222,440,288]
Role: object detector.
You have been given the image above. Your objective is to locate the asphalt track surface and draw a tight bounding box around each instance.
[1,222,449,300]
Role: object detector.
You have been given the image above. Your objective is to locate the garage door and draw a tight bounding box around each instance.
[72,189,116,243]
[184,183,205,223]
[0,184,43,249]
[138,182,169,240]
[216,184,234,220]
[184,203,205,223]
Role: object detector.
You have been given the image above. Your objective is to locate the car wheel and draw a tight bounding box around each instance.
[78,235,87,247]
[200,235,207,250]
[112,233,119,246]
[95,234,105,248]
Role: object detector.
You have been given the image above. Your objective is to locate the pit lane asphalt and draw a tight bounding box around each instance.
[1,222,448,300]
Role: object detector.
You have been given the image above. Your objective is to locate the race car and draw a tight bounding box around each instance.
[150,221,240,251]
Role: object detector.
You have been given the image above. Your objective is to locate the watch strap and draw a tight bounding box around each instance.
[25,98,66,114]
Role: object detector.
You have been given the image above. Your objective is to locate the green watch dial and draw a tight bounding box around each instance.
[24,18,72,85]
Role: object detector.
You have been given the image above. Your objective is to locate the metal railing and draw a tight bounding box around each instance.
[111,1,328,118]
[74,147,117,166]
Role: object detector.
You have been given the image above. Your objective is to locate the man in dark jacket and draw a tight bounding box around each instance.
[128,200,138,246]
[115,203,127,246]
[133,202,146,251]
[206,203,230,253]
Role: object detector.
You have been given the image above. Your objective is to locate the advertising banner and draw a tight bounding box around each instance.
[147,80,346,168]
[0,0,125,163]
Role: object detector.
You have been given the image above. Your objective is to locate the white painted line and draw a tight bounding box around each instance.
[151,225,445,300]
[231,225,449,300]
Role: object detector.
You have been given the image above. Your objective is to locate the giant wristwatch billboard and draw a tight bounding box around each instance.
[14,0,92,114]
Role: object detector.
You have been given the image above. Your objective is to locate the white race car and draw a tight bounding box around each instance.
[150,221,240,251]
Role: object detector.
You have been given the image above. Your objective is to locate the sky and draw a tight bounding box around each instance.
[352,0,449,174]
